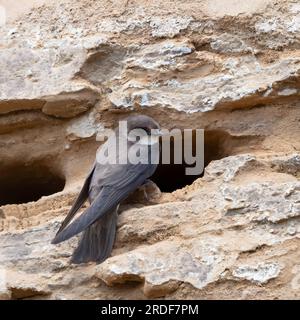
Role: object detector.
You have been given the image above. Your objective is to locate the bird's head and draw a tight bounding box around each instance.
[116,115,162,146]
[125,114,161,134]
[122,115,161,137]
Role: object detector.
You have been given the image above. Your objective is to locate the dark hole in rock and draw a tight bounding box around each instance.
[151,130,246,192]
[0,161,65,206]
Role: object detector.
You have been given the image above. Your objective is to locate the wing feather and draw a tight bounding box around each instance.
[52,162,156,244]
[53,163,95,237]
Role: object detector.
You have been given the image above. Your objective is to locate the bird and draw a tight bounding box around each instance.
[51,115,161,264]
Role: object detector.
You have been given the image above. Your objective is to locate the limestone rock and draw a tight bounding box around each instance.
[0,0,300,300]
[232,262,282,284]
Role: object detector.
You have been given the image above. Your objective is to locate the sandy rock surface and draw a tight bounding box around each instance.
[0,0,299,299]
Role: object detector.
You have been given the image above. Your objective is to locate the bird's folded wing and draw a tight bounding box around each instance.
[51,163,153,244]
[54,163,96,236]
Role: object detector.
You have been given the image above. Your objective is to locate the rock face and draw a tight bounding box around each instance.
[0,0,299,299]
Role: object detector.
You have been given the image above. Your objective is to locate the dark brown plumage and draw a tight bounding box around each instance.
[51,115,161,264]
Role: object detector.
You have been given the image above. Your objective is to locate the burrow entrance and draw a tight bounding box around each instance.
[0,130,259,205]
[0,161,65,206]
[151,130,258,192]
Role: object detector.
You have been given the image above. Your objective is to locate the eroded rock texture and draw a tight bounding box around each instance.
[0,0,300,299]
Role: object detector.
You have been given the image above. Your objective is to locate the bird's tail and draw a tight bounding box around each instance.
[71,209,118,264]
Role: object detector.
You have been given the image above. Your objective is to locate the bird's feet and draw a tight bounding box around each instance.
[140,179,162,203]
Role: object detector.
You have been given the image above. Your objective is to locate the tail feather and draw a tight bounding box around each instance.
[71,209,118,264]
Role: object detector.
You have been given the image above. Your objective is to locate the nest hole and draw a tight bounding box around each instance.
[0,161,65,206]
[151,129,240,192]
